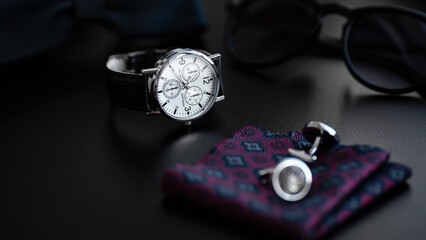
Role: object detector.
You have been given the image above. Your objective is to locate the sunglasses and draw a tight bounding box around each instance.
[225,0,426,94]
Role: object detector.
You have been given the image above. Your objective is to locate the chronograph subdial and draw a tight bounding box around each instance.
[182,62,200,83]
[162,79,181,99]
[184,86,203,105]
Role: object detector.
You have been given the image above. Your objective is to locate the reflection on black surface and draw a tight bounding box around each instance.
[231,62,315,87]
[343,89,425,111]
[161,196,289,240]
[340,89,426,166]
[106,104,224,171]
[341,90,426,128]
[416,85,426,98]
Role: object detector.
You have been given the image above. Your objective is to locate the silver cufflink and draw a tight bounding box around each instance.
[258,121,339,201]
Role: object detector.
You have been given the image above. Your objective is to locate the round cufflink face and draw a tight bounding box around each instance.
[271,157,312,201]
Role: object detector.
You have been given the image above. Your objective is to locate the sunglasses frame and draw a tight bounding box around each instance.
[225,0,426,94]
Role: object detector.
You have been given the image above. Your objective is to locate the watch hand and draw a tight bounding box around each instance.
[171,67,186,86]
[179,68,191,85]
[187,74,197,84]
[169,83,180,87]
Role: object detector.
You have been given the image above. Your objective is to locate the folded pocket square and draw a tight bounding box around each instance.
[161,125,412,239]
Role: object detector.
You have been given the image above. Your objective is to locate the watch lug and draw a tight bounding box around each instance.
[146,110,161,116]
[141,68,158,74]
[209,53,221,61]
[216,95,225,102]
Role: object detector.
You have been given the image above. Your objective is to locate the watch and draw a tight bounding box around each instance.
[106,48,225,125]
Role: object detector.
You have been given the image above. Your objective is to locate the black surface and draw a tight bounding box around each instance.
[2,0,426,239]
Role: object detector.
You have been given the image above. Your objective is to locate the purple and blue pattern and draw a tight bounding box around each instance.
[161,125,411,239]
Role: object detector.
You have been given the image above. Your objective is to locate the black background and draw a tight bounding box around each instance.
[2,0,426,239]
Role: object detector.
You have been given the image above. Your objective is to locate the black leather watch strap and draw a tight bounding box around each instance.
[105,49,167,111]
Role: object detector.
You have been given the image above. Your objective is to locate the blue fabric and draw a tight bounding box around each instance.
[0,0,207,64]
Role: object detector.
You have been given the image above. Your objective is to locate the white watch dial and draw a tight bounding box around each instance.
[156,52,218,121]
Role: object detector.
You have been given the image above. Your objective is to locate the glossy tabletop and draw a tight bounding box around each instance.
[2,0,426,239]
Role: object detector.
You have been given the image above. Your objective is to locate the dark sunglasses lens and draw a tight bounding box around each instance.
[347,12,426,92]
[229,0,319,64]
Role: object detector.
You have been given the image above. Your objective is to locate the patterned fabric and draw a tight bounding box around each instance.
[161,125,412,239]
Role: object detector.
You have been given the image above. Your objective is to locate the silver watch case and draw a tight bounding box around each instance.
[146,48,225,123]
